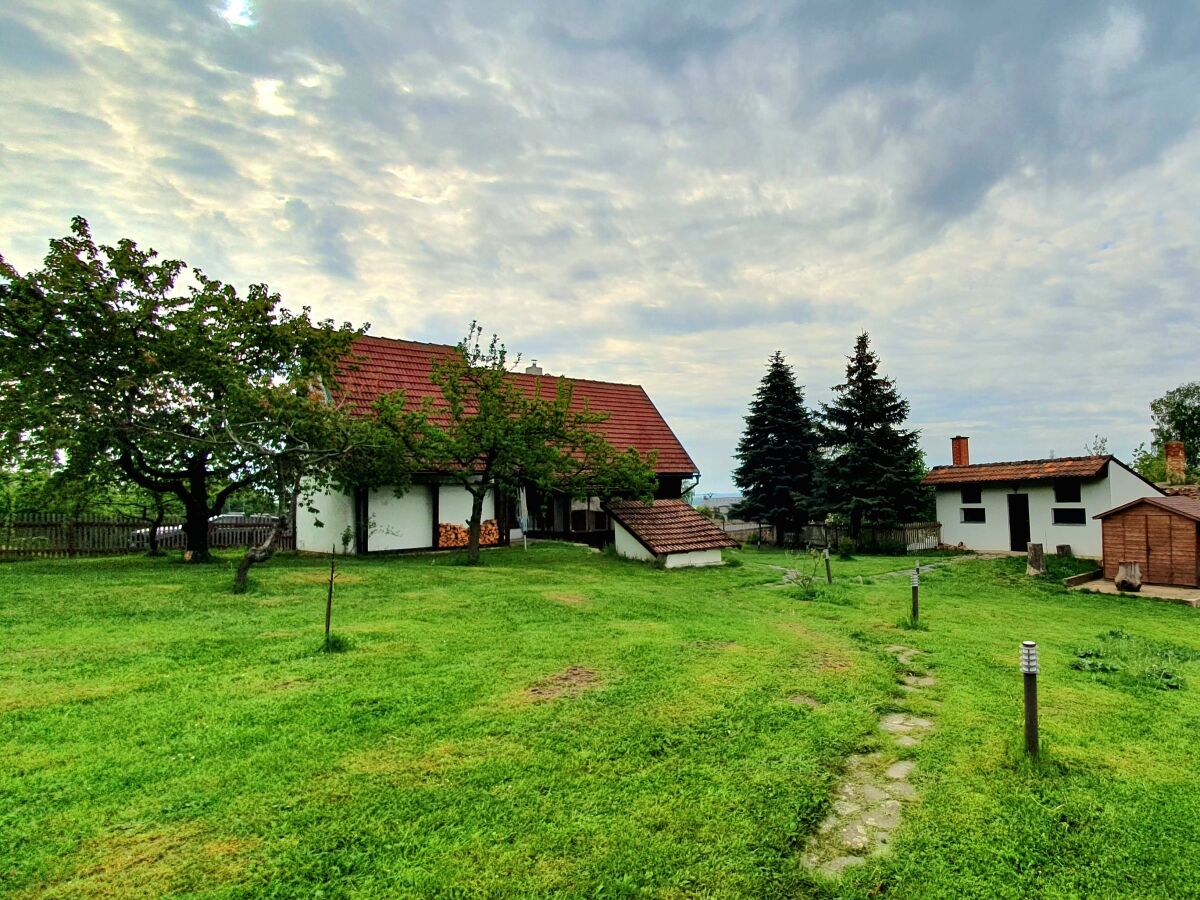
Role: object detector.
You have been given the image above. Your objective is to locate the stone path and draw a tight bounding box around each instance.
[800,644,937,877]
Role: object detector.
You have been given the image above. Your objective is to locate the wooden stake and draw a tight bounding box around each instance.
[325,546,335,646]
[823,548,832,585]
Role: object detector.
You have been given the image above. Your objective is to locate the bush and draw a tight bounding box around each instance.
[862,538,907,556]
[836,537,856,560]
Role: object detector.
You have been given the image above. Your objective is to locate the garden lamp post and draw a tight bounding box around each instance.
[911,562,920,623]
[1021,640,1039,757]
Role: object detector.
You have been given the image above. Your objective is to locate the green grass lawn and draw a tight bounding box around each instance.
[2,544,1199,898]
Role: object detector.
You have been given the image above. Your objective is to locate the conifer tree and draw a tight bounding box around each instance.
[731,351,820,544]
[820,333,925,538]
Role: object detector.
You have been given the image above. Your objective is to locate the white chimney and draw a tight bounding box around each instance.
[525,360,543,376]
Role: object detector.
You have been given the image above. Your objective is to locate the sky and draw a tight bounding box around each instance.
[2,1,1198,493]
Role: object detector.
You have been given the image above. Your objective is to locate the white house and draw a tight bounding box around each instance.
[922,436,1163,558]
[296,335,700,555]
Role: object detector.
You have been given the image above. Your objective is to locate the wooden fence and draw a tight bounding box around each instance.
[724,521,942,552]
[0,513,294,559]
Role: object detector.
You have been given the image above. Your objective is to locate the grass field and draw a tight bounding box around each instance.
[3,544,1200,898]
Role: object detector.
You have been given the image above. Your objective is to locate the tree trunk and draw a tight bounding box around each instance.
[466,487,487,565]
[182,503,212,562]
[233,517,285,593]
[147,496,166,556]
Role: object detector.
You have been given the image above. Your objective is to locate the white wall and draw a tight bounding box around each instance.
[296,486,355,554]
[369,485,433,551]
[936,466,1163,558]
[437,482,494,527]
[614,521,655,562]
[663,549,724,568]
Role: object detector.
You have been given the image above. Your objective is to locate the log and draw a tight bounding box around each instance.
[1026,543,1046,577]
[1055,544,1072,557]
[1115,561,1142,592]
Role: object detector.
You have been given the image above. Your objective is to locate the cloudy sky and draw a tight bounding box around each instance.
[3,1,1198,492]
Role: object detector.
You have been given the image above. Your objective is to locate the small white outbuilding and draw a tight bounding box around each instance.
[606,499,737,568]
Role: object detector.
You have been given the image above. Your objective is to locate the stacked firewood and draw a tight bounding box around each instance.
[438,519,500,548]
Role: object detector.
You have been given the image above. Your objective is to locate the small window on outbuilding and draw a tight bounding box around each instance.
[1054,480,1081,503]
[1052,507,1087,525]
[961,486,982,504]
[961,507,986,523]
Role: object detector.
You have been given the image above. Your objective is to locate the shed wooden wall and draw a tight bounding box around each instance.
[1101,503,1199,587]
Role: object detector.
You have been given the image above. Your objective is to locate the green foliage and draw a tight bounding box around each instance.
[731,351,821,540]
[0,218,363,560]
[321,632,353,654]
[390,323,657,564]
[836,536,856,559]
[820,333,927,536]
[1132,442,1168,483]
[1150,382,1200,473]
[1070,629,1200,691]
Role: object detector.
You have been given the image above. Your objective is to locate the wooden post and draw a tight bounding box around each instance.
[325,546,335,647]
[911,562,919,623]
[1026,543,1046,576]
[823,548,832,585]
[1021,641,1039,757]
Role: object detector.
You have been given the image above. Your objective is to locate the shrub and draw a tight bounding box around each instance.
[836,537,856,560]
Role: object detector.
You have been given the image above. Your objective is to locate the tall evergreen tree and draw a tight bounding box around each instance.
[731,351,820,544]
[821,333,925,538]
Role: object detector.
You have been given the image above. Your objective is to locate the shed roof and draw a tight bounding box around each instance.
[335,335,698,476]
[1094,495,1200,522]
[922,455,1109,486]
[606,499,737,555]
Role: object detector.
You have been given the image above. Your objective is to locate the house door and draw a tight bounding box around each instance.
[1007,494,1030,552]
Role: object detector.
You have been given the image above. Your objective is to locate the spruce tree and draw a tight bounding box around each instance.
[731,351,820,544]
[820,333,925,539]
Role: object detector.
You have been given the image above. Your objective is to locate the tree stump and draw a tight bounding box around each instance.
[1115,561,1142,593]
[1026,543,1046,576]
[1056,544,1072,557]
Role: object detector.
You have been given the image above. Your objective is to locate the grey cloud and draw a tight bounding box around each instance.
[0,17,76,73]
[282,198,359,280]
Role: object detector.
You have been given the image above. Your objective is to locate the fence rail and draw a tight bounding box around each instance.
[723,520,942,552]
[0,513,294,559]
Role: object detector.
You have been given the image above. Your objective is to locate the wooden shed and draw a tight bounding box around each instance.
[1094,496,1200,588]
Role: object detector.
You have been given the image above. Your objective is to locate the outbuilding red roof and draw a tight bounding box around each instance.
[1094,495,1200,522]
[606,499,737,555]
[335,335,698,475]
[922,455,1110,486]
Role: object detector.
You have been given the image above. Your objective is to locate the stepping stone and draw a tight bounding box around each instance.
[887,780,918,800]
[833,799,861,816]
[863,800,903,830]
[860,784,889,803]
[885,760,916,780]
[788,694,822,708]
[841,822,870,851]
[894,734,921,748]
[880,714,914,733]
[885,644,911,655]
[902,675,937,688]
[820,856,866,876]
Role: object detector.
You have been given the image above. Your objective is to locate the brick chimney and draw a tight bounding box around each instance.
[1166,440,1187,484]
[951,435,970,467]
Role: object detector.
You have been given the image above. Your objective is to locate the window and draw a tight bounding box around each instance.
[961,486,982,504]
[1053,480,1081,503]
[961,507,986,523]
[1052,508,1087,525]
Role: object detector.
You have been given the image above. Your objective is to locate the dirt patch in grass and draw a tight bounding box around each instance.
[544,591,588,607]
[41,824,255,898]
[788,694,823,708]
[526,666,601,701]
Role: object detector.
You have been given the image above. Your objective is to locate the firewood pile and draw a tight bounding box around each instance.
[438,519,500,548]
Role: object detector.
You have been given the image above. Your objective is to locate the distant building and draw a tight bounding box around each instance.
[922,436,1162,557]
[694,494,744,519]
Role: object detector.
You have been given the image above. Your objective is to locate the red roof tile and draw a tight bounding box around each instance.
[605,499,737,555]
[922,455,1109,486]
[335,335,698,475]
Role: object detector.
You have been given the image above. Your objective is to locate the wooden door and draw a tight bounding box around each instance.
[1121,513,1149,579]
[1145,513,1173,584]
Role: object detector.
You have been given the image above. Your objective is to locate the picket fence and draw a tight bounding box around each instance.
[0,513,295,559]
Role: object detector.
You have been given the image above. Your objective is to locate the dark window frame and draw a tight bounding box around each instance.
[961,485,983,504]
[1053,480,1082,503]
[1052,507,1087,526]
[961,507,986,524]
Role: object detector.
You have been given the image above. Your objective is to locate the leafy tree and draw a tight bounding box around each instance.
[730,351,821,544]
[820,333,926,538]
[1084,434,1109,456]
[391,324,657,565]
[0,217,361,561]
[1144,383,1200,482]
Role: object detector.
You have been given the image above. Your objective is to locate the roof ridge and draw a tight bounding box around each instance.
[929,454,1110,470]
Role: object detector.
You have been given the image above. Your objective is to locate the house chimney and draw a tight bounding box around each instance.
[1166,440,1187,483]
[525,360,543,376]
[951,435,970,467]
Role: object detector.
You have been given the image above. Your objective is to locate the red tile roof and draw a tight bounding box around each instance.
[1095,495,1200,522]
[606,499,738,555]
[335,335,698,475]
[922,455,1109,486]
